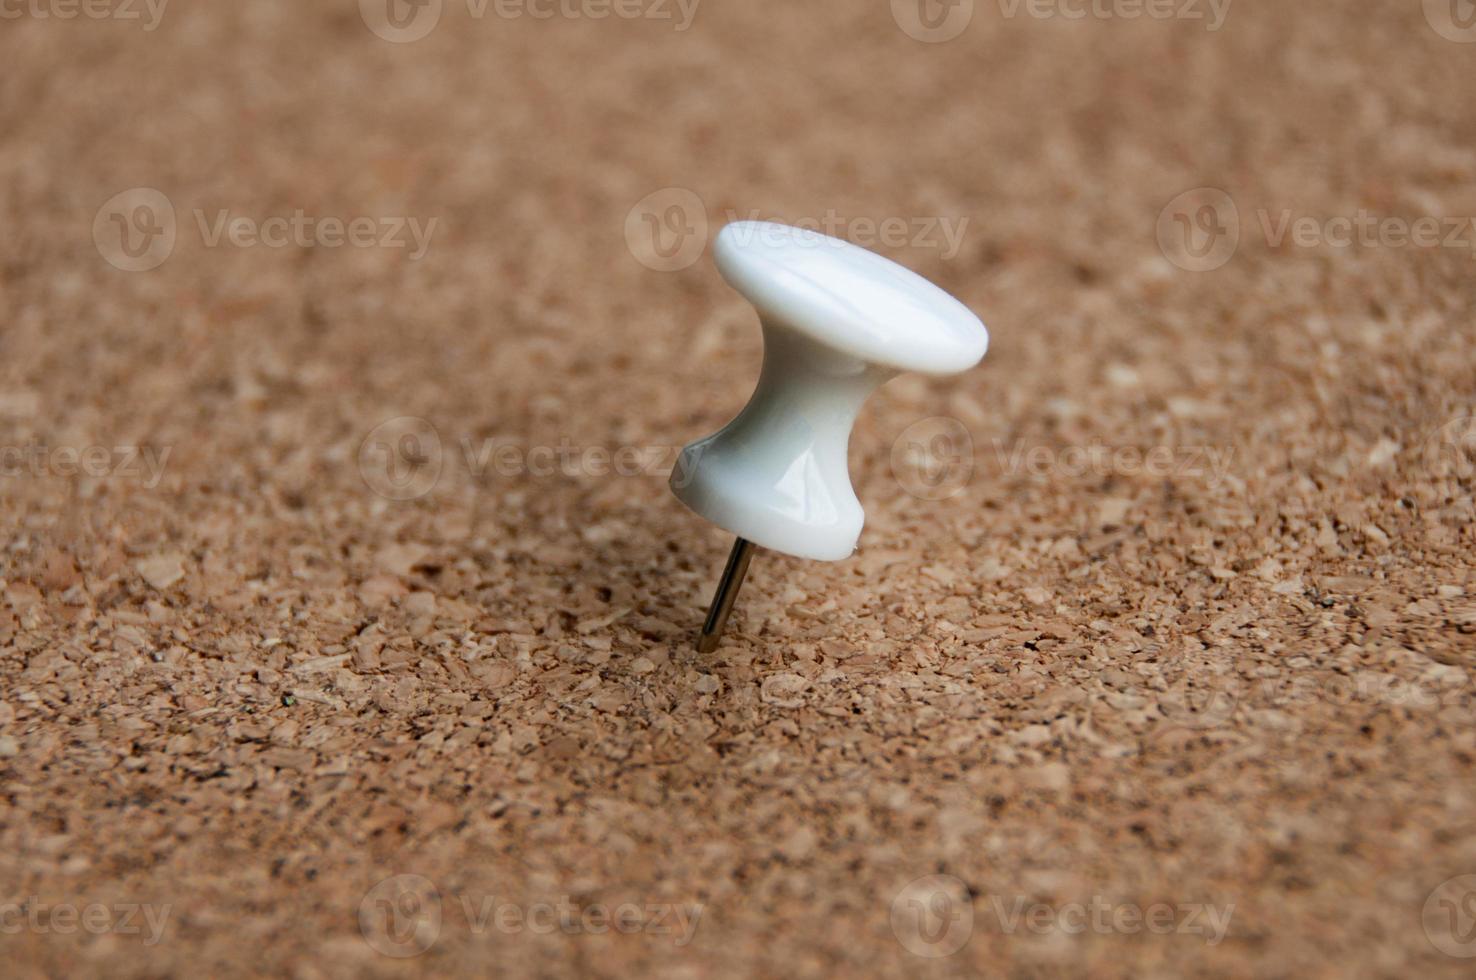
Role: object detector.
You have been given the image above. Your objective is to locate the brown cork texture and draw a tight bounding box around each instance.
[2,0,1475,976]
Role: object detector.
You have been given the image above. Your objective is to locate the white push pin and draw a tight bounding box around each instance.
[672,220,989,652]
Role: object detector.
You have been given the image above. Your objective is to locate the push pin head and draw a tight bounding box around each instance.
[674,220,989,650]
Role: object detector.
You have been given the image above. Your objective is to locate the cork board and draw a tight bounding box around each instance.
[2,1,1475,976]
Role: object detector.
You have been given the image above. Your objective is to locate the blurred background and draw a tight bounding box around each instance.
[2,0,1474,976]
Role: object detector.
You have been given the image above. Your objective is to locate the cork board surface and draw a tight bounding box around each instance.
[3,1,1476,976]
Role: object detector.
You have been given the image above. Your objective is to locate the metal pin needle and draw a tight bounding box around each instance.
[696,537,756,653]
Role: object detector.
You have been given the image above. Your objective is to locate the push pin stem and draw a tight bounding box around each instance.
[697,537,756,652]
